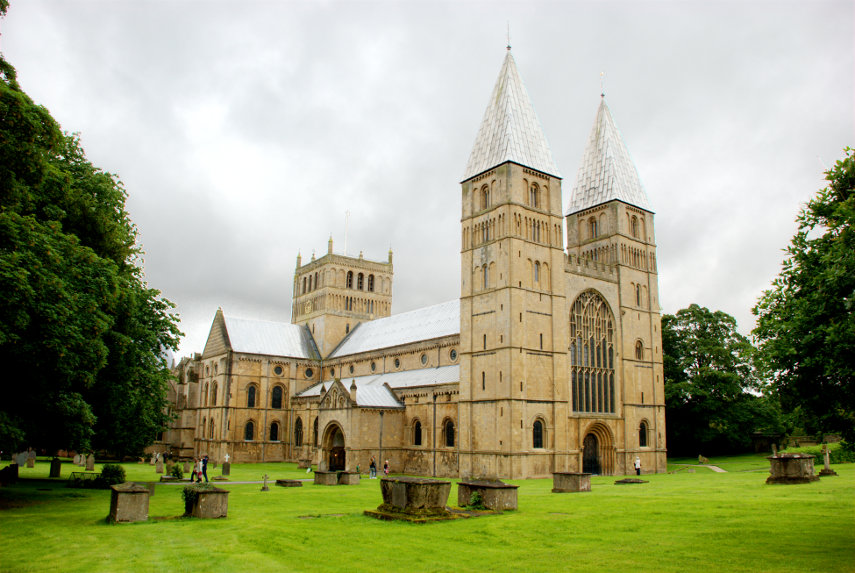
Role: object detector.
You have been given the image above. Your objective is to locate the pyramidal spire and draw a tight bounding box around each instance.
[462,50,560,182]
[566,97,651,214]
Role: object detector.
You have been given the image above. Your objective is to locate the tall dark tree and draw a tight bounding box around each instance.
[0,47,181,455]
[753,148,855,444]
[663,304,784,456]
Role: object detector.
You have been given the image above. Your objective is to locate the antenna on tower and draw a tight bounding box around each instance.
[506,22,511,50]
[600,71,605,97]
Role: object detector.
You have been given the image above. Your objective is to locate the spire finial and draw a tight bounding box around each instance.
[506,22,511,50]
[600,71,605,98]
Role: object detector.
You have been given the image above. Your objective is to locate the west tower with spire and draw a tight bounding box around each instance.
[458,48,569,478]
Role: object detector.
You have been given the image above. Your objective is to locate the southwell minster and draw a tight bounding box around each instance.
[164,49,667,478]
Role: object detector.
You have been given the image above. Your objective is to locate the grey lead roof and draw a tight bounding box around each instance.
[462,50,560,182]
[297,365,460,408]
[329,300,459,358]
[223,316,319,359]
[566,97,651,214]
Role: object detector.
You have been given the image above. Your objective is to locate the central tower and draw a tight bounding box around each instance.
[458,49,568,478]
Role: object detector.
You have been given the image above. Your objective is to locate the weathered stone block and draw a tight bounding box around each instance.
[457,479,519,510]
[49,458,62,478]
[221,462,231,476]
[337,471,360,485]
[313,470,339,486]
[275,479,303,487]
[186,487,229,518]
[108,483,150,523]
[766,454,819,484]
[552,472,591,493]
[379,476,451,514]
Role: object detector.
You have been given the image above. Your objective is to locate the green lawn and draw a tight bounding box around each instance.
[1,458,853,572]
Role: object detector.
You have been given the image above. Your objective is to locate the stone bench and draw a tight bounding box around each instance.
[552,472,591,493]
[457,479,518,510]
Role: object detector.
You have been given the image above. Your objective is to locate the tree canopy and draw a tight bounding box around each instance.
[0,52,181,456]
[753,148,855,444]
[663,304,785,456]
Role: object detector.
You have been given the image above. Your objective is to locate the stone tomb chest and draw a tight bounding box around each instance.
[457,479,519,510]
[366,476,452,521]
[766,454,819,484]
[108,483,150,523]
[552,472,592,493]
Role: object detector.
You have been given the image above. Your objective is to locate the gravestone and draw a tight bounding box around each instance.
[49,457,62,478]
[85,454,95,471]
[771,443,778,456]
[261,474,270,492]
[73,454,81,466]
[15,452,27,467]
[26,456,35,469]
[818,446,838,477]
[221,462,230,476]
[187,487,230,518]
[149,454,156,466]
[155,460,164,474]
[183,461,191,474]
[108,483,150,523]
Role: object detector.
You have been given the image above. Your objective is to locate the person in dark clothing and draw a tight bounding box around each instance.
[202,455,209,482]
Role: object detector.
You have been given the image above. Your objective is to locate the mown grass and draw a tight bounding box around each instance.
[1,458,853,573]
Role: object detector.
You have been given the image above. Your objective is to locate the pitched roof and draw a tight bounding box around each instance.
[297,365,460,408]
[566,97,651,214]
[328,300,459,358]
[222,315,320,359]
[462,49,560,182]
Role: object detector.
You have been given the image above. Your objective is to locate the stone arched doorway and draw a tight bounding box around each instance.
[582,433,600,474]
[323,424,346,471]
[581,423,615,475]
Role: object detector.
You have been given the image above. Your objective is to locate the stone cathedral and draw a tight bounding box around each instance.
[166,49,667,478]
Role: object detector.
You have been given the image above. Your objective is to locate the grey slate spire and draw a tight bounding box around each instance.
[566,97,651,214]
[462,49,560,182]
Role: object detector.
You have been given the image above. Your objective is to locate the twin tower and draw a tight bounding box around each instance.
[291,49,666,477]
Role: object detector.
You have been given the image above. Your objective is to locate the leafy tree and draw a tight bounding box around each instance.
[663,304,784,456]
[0,47,181,455]
[753,148,855,444]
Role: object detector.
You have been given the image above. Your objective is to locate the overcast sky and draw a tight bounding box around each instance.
[2,0,852,359]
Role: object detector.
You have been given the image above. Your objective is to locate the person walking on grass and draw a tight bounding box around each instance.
[383,459,389,476]
[202,455,209,483]
[634,456,641,476]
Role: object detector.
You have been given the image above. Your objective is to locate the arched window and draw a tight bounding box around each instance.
[569,291,616,414]
[483,265,489,289]
[631,216,639,238]
[314,272,319,291]
[201,416,206,438]
[635,341,644,360]
[294,418,303,447]
[589,217,598,239]
[480,185,490,210]
[636,283,642,306]
[247,385,256,408]
[368,274,375,292]
[534,261,540,284]
[444,419,455,448]
[313,417,319,446]
[270,422,280,442]
[357,273,364,290]
[481,371,486,390]
[244,421,254,441]
[346,271,354,289]
[211,382,217,406]
[533,420,544,449]
[413,420,422,446]
[271,386,283,409]
[204,383,209,406]
[209,418,215,439]
[529,184,539,208]
[639,421,648,447]
[302,276,307,294]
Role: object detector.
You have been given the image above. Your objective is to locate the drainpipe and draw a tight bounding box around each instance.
[379,410,384,468]
[432,393,437,477]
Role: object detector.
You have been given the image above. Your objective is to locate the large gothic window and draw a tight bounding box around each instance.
[569,291,616,414]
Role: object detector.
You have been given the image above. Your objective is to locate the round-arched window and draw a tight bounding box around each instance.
[533,420,544,449]
[444,420,455,447]
[271,386,283,409]
[414,420,422,446]
[244,421,254,441]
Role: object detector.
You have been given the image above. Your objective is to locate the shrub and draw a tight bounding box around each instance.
[781,442,855,464]
[100,464,126,485]
[169,463,184,479]
[465,491,487,510]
